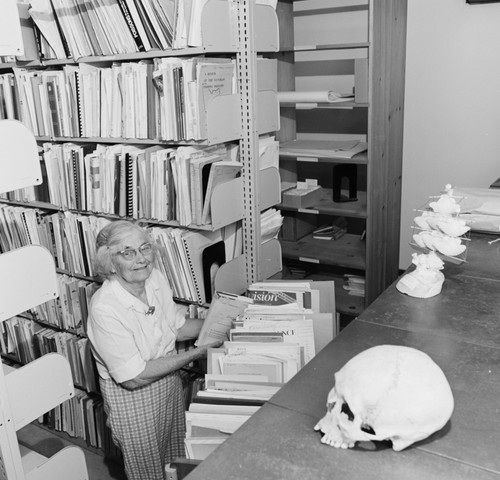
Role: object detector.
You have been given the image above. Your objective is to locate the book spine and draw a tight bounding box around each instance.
[46,80,61,137]
[116,0,145,52]
[9,75,20,120]
[48,0,72,58]
[71,150,81,210]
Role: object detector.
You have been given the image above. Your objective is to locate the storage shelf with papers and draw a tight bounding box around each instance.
[0,165,280,233]
[0,0,279,63]
[275,0,406,315]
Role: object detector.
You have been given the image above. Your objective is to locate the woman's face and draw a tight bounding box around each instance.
[110,229,154,286]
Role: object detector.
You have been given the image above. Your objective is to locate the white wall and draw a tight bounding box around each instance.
[400,0,500,269]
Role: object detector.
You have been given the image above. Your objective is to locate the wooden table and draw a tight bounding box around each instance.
[185,234,500,479]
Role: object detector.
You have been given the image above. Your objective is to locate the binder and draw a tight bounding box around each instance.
[29,74,45,136]
[133,0,161,49]
[125,152,136,217]
[116,0,147,51]
[189,149,228,225]
[71,149,82,210]
[180,229,226,304]
[69,67,84,137]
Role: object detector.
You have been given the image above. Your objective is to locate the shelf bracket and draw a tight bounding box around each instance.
[236,0,262,286]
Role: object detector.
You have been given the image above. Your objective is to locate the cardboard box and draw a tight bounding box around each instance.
[282,185,323,209]
[280,213,318,241]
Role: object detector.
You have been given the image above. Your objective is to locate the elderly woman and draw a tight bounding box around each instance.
[87,220,221,480]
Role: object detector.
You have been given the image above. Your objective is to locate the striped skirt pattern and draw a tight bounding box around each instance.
[100,372,186,480]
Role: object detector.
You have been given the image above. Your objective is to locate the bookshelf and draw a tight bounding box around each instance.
[0,0,283,461]
[0,119,88,479]
[274,0,407,317]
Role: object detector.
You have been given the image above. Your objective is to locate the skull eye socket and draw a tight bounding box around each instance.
[361,423,376,435]
[341,402,354,422]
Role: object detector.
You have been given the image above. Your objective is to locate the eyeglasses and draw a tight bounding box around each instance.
[114,242,153,261]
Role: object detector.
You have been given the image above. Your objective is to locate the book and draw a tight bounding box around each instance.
[46,79,61,137]
[196,60,236,139]
[116,0,149,51]
[312,217,348,241]
[16,3,41,61]
[29,74,46,136]
[125,151,137,217]
[195,292,254,347]
[180,229,226,304]
[246,283,312,310]
[132,0,161,50]
[27,0,67,58]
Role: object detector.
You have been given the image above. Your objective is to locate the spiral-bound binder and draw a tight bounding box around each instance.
[180,229,226,304]
[74,70,84,137]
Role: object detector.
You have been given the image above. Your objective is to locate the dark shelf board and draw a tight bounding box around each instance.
[280,233,366,270]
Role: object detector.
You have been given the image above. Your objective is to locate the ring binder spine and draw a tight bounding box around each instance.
[181,234,203,304]
[125,152,134,218]
[74,71,84,137]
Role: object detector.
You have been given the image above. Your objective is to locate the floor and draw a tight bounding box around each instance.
[17,423,127,480]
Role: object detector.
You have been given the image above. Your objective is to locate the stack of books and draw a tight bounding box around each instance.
[312,217,347,241]
[343,274,365,297]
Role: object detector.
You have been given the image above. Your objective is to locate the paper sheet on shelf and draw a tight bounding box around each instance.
[277,91,353,104]
[280,140,367,159]
[454,187,500,232]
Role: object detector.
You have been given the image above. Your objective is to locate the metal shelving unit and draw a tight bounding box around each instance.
[275,0,407,315]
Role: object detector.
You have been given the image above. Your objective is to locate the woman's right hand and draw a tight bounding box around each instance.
[196,340,224,358]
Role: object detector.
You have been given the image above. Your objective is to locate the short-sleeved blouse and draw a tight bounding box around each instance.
[87,268,186,383]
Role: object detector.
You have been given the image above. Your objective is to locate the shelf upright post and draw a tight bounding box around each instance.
[236,0,262,286]
[0,370,24,479]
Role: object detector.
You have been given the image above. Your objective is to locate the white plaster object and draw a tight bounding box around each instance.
[429,185,460,216]
[436,217,470,237]
[314,345,454,451]
[396,252,445,298]
[412,231,466,257]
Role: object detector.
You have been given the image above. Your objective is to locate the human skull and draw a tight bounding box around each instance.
[314,345,454,451]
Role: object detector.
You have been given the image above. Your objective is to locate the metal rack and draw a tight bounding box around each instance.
[0,121,89,480]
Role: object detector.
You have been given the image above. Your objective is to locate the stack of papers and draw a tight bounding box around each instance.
[280,139,368,160]
[260,208,283,244]
[343,274,365,297]
[184,402,260,461]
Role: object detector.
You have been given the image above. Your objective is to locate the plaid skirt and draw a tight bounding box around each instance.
[100,372,186,480]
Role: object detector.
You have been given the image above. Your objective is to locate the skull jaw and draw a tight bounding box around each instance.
[315,414,413,451]
[314,413,356,449]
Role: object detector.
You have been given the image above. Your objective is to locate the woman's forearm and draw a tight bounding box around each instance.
[120,347,206,390]
[176,318,204,341]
